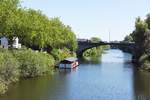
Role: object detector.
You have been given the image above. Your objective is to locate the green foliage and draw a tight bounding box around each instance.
[128,16,150,59]
[0,50,19,95]
[83,47,99,57]
[123,14,150,70]
[0,0,20,38]
[51,48,76,62]
[0,0,77,51]
[142,60,150,70]
[0,0,77,95]
[0,48,56,94]
[83,46,107,57]
[83,37,109,57]
[0,50,19,84]
[132,17,148,47]
[0,82,7,95]
[123,34,133,42]
[12,49,55,78]
[90,37,101,43]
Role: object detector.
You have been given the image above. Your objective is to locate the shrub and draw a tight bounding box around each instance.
[0,48,55,95]
[13,49,55,78]
[0,50,19,84]
[51,48,75,62]
[0,82,7,95]
[0,50,19,95]
[83,47,101,57]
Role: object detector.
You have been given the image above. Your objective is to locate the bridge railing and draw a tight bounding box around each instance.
[77,39,135,44]
[77,39,104,43]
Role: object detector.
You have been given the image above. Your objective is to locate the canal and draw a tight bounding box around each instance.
[0,49,150,100]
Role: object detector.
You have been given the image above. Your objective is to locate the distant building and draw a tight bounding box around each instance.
[12,37,21,49]
[0,36,8,49]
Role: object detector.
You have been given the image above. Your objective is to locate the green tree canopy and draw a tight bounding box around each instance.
[123,34,133,42]
[0,0,77,51]
[90,37,101,43]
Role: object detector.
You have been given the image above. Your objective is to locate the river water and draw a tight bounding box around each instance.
[0,49,150,100]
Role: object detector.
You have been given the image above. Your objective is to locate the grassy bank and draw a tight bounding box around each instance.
[83,37,110,57]
[0,47,75,95]
[83,45,110,57]
[0,49,19,95]
[0,0,77,95]
[122,14,150,71]
[137,54,150,71]
[0,48,55,95]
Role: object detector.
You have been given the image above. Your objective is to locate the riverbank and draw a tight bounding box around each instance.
[138,57,150,72]
[0,0,77,95]
[0,48,54,95]
[120,48,150,72]
[83,45,110,57]
[0,47,75,95]
[121,14,150,72]
[2,49,150,100]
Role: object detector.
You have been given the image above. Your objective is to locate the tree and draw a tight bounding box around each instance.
[131,17,147,57]
[128,16,150,59]
[0,0,20,38]
[0,0,77,51]
[90,37,101,43]
[123,34,133,42]
[145,14,150,29]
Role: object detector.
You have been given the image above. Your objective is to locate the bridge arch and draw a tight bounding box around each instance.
[76,41,135,56]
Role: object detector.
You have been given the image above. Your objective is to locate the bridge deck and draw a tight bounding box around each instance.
[77,41,135,56]
[78,41,135,45]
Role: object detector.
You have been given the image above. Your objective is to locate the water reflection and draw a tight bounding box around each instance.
[1,49,150,100]
[133,70,150,100]
[78,56,102,64]
[58,68,78,75]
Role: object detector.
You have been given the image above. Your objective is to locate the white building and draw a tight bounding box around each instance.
[0,37,8,48]
[12,37,21,49]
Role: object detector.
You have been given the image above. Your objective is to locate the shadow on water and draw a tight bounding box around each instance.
[1,49,150,100]
[122,51,150,100]
[133,69,150,100]
[58,68,78,75]
[78,56,102,65]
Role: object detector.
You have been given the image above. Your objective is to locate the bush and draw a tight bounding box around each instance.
[12,49,55,78]
[83,45,110,57]
[83,47,102,57]
[0,48,55,95]
[0,50,19,95]
[0,82,7,95]
[0,50,19,84]
[51,48,75,62]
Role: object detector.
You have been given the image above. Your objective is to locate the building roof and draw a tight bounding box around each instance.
[60,57,78,64]
[64,57,78,62]
[0,36,8,39]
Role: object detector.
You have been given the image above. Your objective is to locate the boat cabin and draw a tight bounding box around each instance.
[59,57,79,69]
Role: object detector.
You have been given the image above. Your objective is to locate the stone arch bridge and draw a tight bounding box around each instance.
[76,40,136,56]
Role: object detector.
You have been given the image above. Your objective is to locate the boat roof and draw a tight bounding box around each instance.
[64,57,78,62]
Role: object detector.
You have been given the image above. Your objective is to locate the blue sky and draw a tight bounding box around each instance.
[21,0,150,41]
